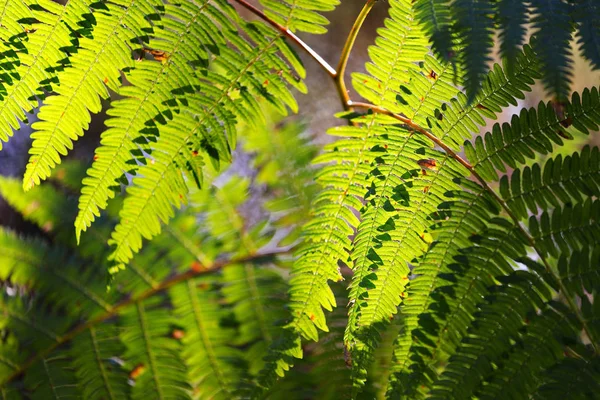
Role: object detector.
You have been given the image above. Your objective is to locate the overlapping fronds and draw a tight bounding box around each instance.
[23,0,162,190]
[0,115,312,398]
[259,0,340,34]
[500,147,600,220]
[0,0,340,273]
[103,9,313,271]
[0,0,85,148]
[467,87,600,182]
[413,0,598,99]
[0,0,598,399]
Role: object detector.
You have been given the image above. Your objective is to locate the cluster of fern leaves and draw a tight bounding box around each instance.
[0,0,599,399]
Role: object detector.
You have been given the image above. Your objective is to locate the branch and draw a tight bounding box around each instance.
[348,100,600,355]
[336,0,378,110]
[231,0,336,77]
[0,250,290,386]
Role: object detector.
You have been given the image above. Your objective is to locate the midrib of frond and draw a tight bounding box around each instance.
[136,301,164,400]
[89,327,116,400]
[75,1,215,238]
[110,34,282,265]
[48,269,112,312]
[23,0,136,190]
[186,280,229,393]
[42,358,60,400]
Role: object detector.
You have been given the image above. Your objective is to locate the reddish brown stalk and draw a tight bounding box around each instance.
[1,250,289,385]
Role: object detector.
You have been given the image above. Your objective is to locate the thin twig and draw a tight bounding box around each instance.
[231,0,336,77]
[348,100,600,354]
[1,250,290,386]
[335,0,378,110]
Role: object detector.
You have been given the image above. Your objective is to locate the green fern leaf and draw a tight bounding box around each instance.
[497,0,528,75]
[574,0,600,70]
[427,271,557,399]
[170,278,243,399]
[413,0,453,62]
[466,87,600,181]
[536,356,600,400]
[71,327,128,400]
[499,147,600,220]
[430,45,540,150]
[119,299,191,399]
[74,0,241,239]
[452,0,495,101]
[25,356,81,400]
[259,0,340,34]
[529,199,600,259]
[530,0,574,99]
[22,0,161,190]
[0,0,83,148]
[557,245,600,299]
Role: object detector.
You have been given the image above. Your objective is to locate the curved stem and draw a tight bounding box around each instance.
[232,0,336,77]
[0,250,290,386]
[348,100,600,355]
[335,0,378,110]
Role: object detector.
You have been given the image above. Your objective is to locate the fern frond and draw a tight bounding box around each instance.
[0,229,114,317]
[222,264,288,376]
[259,0,340,34]
[499,147,600,220]
[557,245,600,298]
[74,0,241,238]
[497,0,528,75]
[385,197,519,397]
[351,0,429,114]
[25,356,80,399]
[427,271,557,399]
[430,45,540,150]
[452,0,495,101]
[535,354,600,399]
[71,327,128,400]
[413,0,453,62]
[574,0,600,70]
[0,0,77,149]
[529,199,600,258]
[530,0,573,99]
[466,87,600,181]
[170,278,242,399]
[107,19,306,270]
[473,302,577,400]
[119,298,191,399]
[22,0,160,190]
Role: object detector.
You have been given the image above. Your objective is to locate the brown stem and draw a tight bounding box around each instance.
[231,0,336,77]
[1,250,289,386]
